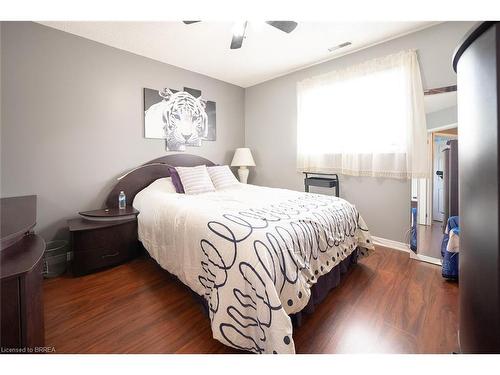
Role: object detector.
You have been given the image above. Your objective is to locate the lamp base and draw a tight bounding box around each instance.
[237,166,249,184]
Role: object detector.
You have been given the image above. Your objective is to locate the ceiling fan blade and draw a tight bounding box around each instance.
[230,34,244,49]
[183,21,201,24]
[266,21,298,33]
[230,21,247,49]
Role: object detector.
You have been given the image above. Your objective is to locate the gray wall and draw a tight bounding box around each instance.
[1,22,245,241]
[245,22,474,242]
[0,21,474,244]
[427,106,458,130]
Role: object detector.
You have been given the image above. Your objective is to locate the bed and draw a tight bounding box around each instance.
[105,154,374,354]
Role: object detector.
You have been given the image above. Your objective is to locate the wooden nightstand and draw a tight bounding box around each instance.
[68,208,140,276]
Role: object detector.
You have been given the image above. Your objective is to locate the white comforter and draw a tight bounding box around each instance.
[134,183,373,354]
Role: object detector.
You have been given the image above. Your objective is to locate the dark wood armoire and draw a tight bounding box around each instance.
[453,21,500,353]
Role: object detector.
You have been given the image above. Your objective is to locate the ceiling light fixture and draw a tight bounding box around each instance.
[328,42,352,52]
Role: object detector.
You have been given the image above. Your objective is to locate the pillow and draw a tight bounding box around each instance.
[133,177,177,212]
[207,165,239,189]
[175,165,216,195]
[145,177,178,194]
[168,167,184,193]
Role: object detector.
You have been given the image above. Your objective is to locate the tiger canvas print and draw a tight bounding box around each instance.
[144,87,216,151]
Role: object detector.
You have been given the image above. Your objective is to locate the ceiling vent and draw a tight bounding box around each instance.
[328,42,352,52]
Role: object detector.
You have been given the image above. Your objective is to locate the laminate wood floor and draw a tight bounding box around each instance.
[43,246,459,354]
[417,221,445,259]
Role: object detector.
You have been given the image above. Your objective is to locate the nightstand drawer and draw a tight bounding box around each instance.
[71,221,137,253]
[72,247,134,274]
[69,219,139,275]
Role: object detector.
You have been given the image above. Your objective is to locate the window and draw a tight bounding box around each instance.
[297,50,428,179]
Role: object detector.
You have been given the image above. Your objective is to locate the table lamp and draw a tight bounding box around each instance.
[231,148,256,184]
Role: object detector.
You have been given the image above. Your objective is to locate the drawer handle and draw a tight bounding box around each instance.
[101,251,119,259]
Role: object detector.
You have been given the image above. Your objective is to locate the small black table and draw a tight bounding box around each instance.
[303,172,339,197]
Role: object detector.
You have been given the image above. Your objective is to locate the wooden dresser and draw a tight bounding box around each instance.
[0,195,45,352]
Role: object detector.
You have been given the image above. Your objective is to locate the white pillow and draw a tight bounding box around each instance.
[175,165,216,195]
[146,177,177,194]
[133,177,177,212]
[207,165,239,189]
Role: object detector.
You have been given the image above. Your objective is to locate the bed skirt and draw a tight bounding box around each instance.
[192,248,359,328]
[290,249,358,326]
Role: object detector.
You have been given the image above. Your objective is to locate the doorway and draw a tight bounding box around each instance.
[410,86,457,264]
[412,125,457,262]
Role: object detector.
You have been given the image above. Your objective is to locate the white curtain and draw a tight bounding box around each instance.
[297,50,428,179]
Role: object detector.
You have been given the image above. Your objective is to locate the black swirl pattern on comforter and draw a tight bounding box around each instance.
[198,193,372,354]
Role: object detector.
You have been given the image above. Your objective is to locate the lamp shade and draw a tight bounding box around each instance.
[231,148,256,167]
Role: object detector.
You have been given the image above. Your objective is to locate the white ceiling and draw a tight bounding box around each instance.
[39,21,436,88]
[424,91,457,114]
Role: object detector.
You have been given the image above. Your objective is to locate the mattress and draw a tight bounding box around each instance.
[133,182,374,354]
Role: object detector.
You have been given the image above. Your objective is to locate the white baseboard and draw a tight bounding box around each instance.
[371,236,410,252]
[371,236,442,266]
[409,252,442,266]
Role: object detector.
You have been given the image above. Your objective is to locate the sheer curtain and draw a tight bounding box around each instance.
[297,50,428,179]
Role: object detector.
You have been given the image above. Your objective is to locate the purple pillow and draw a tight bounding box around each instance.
[168,167,184,193]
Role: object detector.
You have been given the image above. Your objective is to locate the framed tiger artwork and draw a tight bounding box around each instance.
[144,87,216,151]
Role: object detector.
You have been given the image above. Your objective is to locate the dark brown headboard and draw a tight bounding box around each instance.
[104,154,216,208]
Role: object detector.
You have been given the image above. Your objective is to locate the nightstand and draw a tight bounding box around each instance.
[68,208,140,276]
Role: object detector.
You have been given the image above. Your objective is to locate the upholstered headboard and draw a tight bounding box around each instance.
[104,154,216,208]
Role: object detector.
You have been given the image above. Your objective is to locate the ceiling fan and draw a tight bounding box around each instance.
[182,21,298,49]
